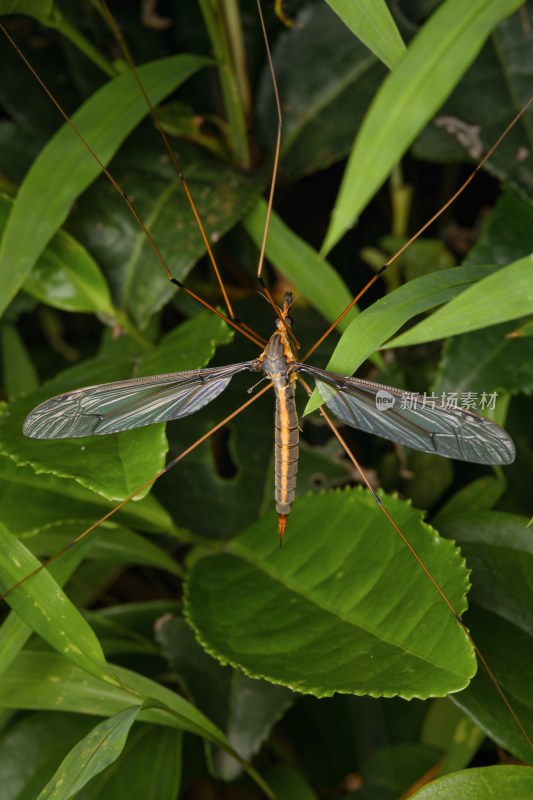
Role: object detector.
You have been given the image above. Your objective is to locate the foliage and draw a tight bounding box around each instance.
[0,0,532,798]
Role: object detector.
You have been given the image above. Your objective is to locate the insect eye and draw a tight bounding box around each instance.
[285,315,293,327]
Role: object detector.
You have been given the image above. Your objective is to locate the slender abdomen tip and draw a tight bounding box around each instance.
[278,514,288,547]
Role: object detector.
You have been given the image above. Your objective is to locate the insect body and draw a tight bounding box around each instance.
[23,292,515,543]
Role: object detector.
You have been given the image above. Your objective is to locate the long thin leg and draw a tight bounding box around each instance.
[0,381,273,603]
[297,375,533,751]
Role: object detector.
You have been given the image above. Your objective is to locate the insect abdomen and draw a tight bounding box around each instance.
[274,381,299,516]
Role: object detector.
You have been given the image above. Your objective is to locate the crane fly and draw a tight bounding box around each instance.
[23,291,515,544]
[1,1,533,793]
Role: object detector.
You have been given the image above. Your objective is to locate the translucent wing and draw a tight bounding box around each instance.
[295,364,515,465]
[23,362,258,440]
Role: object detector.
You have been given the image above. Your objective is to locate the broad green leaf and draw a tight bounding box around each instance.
[434,320,533,398]
[432,477,507,526]
[185,489,475,698]
[325,0,405,70]
[438,512,533,763]
[1,394,168,504]
[0,54,211,318]
[256,3,386,179]
[0,524,117,685]
[40,706,142,800]
[156,615,293,781]
[69,137,263,329]
[388,257,533,347]
[0,457,173,537]
[322,0,524,254]
[305,265,498,414]
[465,185,533,267]
[410,765,533,799]
[0,194,113,314]
[242,198,355,330]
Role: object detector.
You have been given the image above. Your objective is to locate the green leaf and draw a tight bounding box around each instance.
[0,650,234,747]
[421,699,485,777]
[322,0,524,254]
[74,726,183,800]
[410,765,533,799]
[438,512,533,763]
[363,742,441,796]
[31,524,182,577]
[305,265,498,414]
[388,257,533,347]
[0,533,98,675]
[242,198,355,330]
[465,185,533,266]
[266,762,319,800]
[434,321,533,399]
[40,706,142,800]
[69,137,262,329]
[0,311,229,504]
[325,0,405,70]
[432,477,507,526]
[0,1,54,17]
[0,194,113,314]
[0,457,173,544]
[1,321,38,399]
[0,523,117,684]
[0,54,211,318]
[185,489,475,698]
[0,649,277,797]
[256,3,386,179]
[156,615,293,780]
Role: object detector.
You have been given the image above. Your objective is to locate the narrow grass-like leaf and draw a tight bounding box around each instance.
[325,0,405,70]
[305,265,498,414]
[0,651,275,796]
[0,535,95,675]
[242,198,355,330]
[40,706,142,800]
[70,726,183,800]
[322,0,524,254]
[0,650,234,746]
[185,489,475,698]
[0,524,117,684]
[387,257,533,347]
[0,55,211,317]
